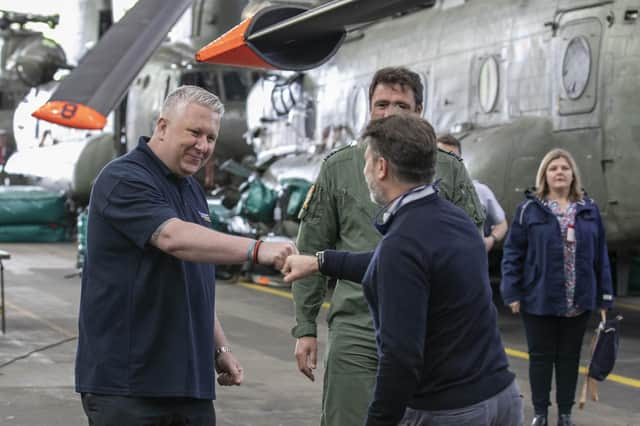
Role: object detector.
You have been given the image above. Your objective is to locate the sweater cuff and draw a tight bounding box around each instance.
[320,249,345,278]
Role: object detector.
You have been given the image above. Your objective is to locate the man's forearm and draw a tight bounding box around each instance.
[153,219,255,264]
[492,220,508,242]
[214,311,229,348]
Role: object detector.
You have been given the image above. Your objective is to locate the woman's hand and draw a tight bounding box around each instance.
[509,301,520,314]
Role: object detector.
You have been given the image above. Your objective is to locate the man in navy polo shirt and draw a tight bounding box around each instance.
[76,85,295,425]
[282,114,522,425]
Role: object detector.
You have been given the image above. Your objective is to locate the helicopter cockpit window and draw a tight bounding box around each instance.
[179,70,220,96]
[222,71,248,102]
[562,36,591,100]
[270,74,303,116]
[478,56,499,113]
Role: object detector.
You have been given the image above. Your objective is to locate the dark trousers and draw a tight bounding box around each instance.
[81,393,215,426]
[521,311,590,415]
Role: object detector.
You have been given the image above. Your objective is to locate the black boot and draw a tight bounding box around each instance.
[531,414,547,426]
[557,414,574,426]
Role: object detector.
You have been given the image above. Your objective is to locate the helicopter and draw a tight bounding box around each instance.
[196,0,640,294]
[4,0,258,204]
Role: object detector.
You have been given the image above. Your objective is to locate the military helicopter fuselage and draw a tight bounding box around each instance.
[220,0,640,290]
[276,0,639,247]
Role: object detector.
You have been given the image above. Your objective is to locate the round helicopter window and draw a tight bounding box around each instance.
[562,36,591,100]
[351,86,369,133]
[478,56,499,113]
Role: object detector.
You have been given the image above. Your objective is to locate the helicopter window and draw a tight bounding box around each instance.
[222,72,247,102]
[350,86,368,134]
[478,56,499,113]
[271,86,289,116]
[562,36,591,100]
[270,75,302,116]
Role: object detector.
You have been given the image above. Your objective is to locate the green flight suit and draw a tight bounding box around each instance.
[292,143,484,426]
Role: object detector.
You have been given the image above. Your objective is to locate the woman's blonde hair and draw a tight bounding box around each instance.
[534,148,583,202]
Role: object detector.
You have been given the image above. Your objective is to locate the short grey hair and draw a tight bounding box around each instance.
[161,85,225,117]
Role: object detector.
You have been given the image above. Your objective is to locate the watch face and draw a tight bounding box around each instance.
[562,36,592,100]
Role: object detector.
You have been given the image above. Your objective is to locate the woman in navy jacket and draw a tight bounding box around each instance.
[501,148,613,426]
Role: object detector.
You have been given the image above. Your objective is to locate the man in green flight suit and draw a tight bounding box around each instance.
[291,67,485,426]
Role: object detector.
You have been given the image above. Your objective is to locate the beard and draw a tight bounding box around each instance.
[366,176,386,205]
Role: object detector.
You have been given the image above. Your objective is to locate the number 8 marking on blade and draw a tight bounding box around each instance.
[61,103,78,119]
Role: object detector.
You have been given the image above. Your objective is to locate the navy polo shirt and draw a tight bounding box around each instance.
[76,137,217,399]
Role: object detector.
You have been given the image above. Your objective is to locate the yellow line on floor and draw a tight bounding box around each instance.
[239,281,640,389]
[5,301,76,338]
[615,302,640,312]
[506,348,640,388]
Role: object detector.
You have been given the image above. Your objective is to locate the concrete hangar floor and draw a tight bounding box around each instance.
[0,242,639,425]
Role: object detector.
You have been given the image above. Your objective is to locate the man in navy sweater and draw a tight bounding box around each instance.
[282,114,522,426]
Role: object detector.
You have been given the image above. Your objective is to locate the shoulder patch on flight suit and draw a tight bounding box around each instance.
[437,147,463,161]
[298,184,316,220]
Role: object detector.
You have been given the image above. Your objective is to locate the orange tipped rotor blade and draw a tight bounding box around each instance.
[32,101,107,130]
[196,17,274,69]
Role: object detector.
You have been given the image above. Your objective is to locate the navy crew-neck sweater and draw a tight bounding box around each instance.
[322,192,514,425]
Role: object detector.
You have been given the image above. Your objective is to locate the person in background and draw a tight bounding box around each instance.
[501,148,613,426]
[283,114,522,426]
[437,134,508,251]
[76,85,296,425]
[291,67,485,426]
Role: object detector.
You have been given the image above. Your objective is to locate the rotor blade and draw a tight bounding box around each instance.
[196,0,435,71]
[33,0,192,130]
[249,0,435,43]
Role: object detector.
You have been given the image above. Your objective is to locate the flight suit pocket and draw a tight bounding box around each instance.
[338,189,376,231]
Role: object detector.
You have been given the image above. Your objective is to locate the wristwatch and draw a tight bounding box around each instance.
[215,345,232,360]
[315,251,325,271]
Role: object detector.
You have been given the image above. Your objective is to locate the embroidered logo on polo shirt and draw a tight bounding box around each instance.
[199,211,212,223]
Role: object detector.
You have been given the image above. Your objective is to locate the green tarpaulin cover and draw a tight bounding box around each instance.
[0,186,66,225]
